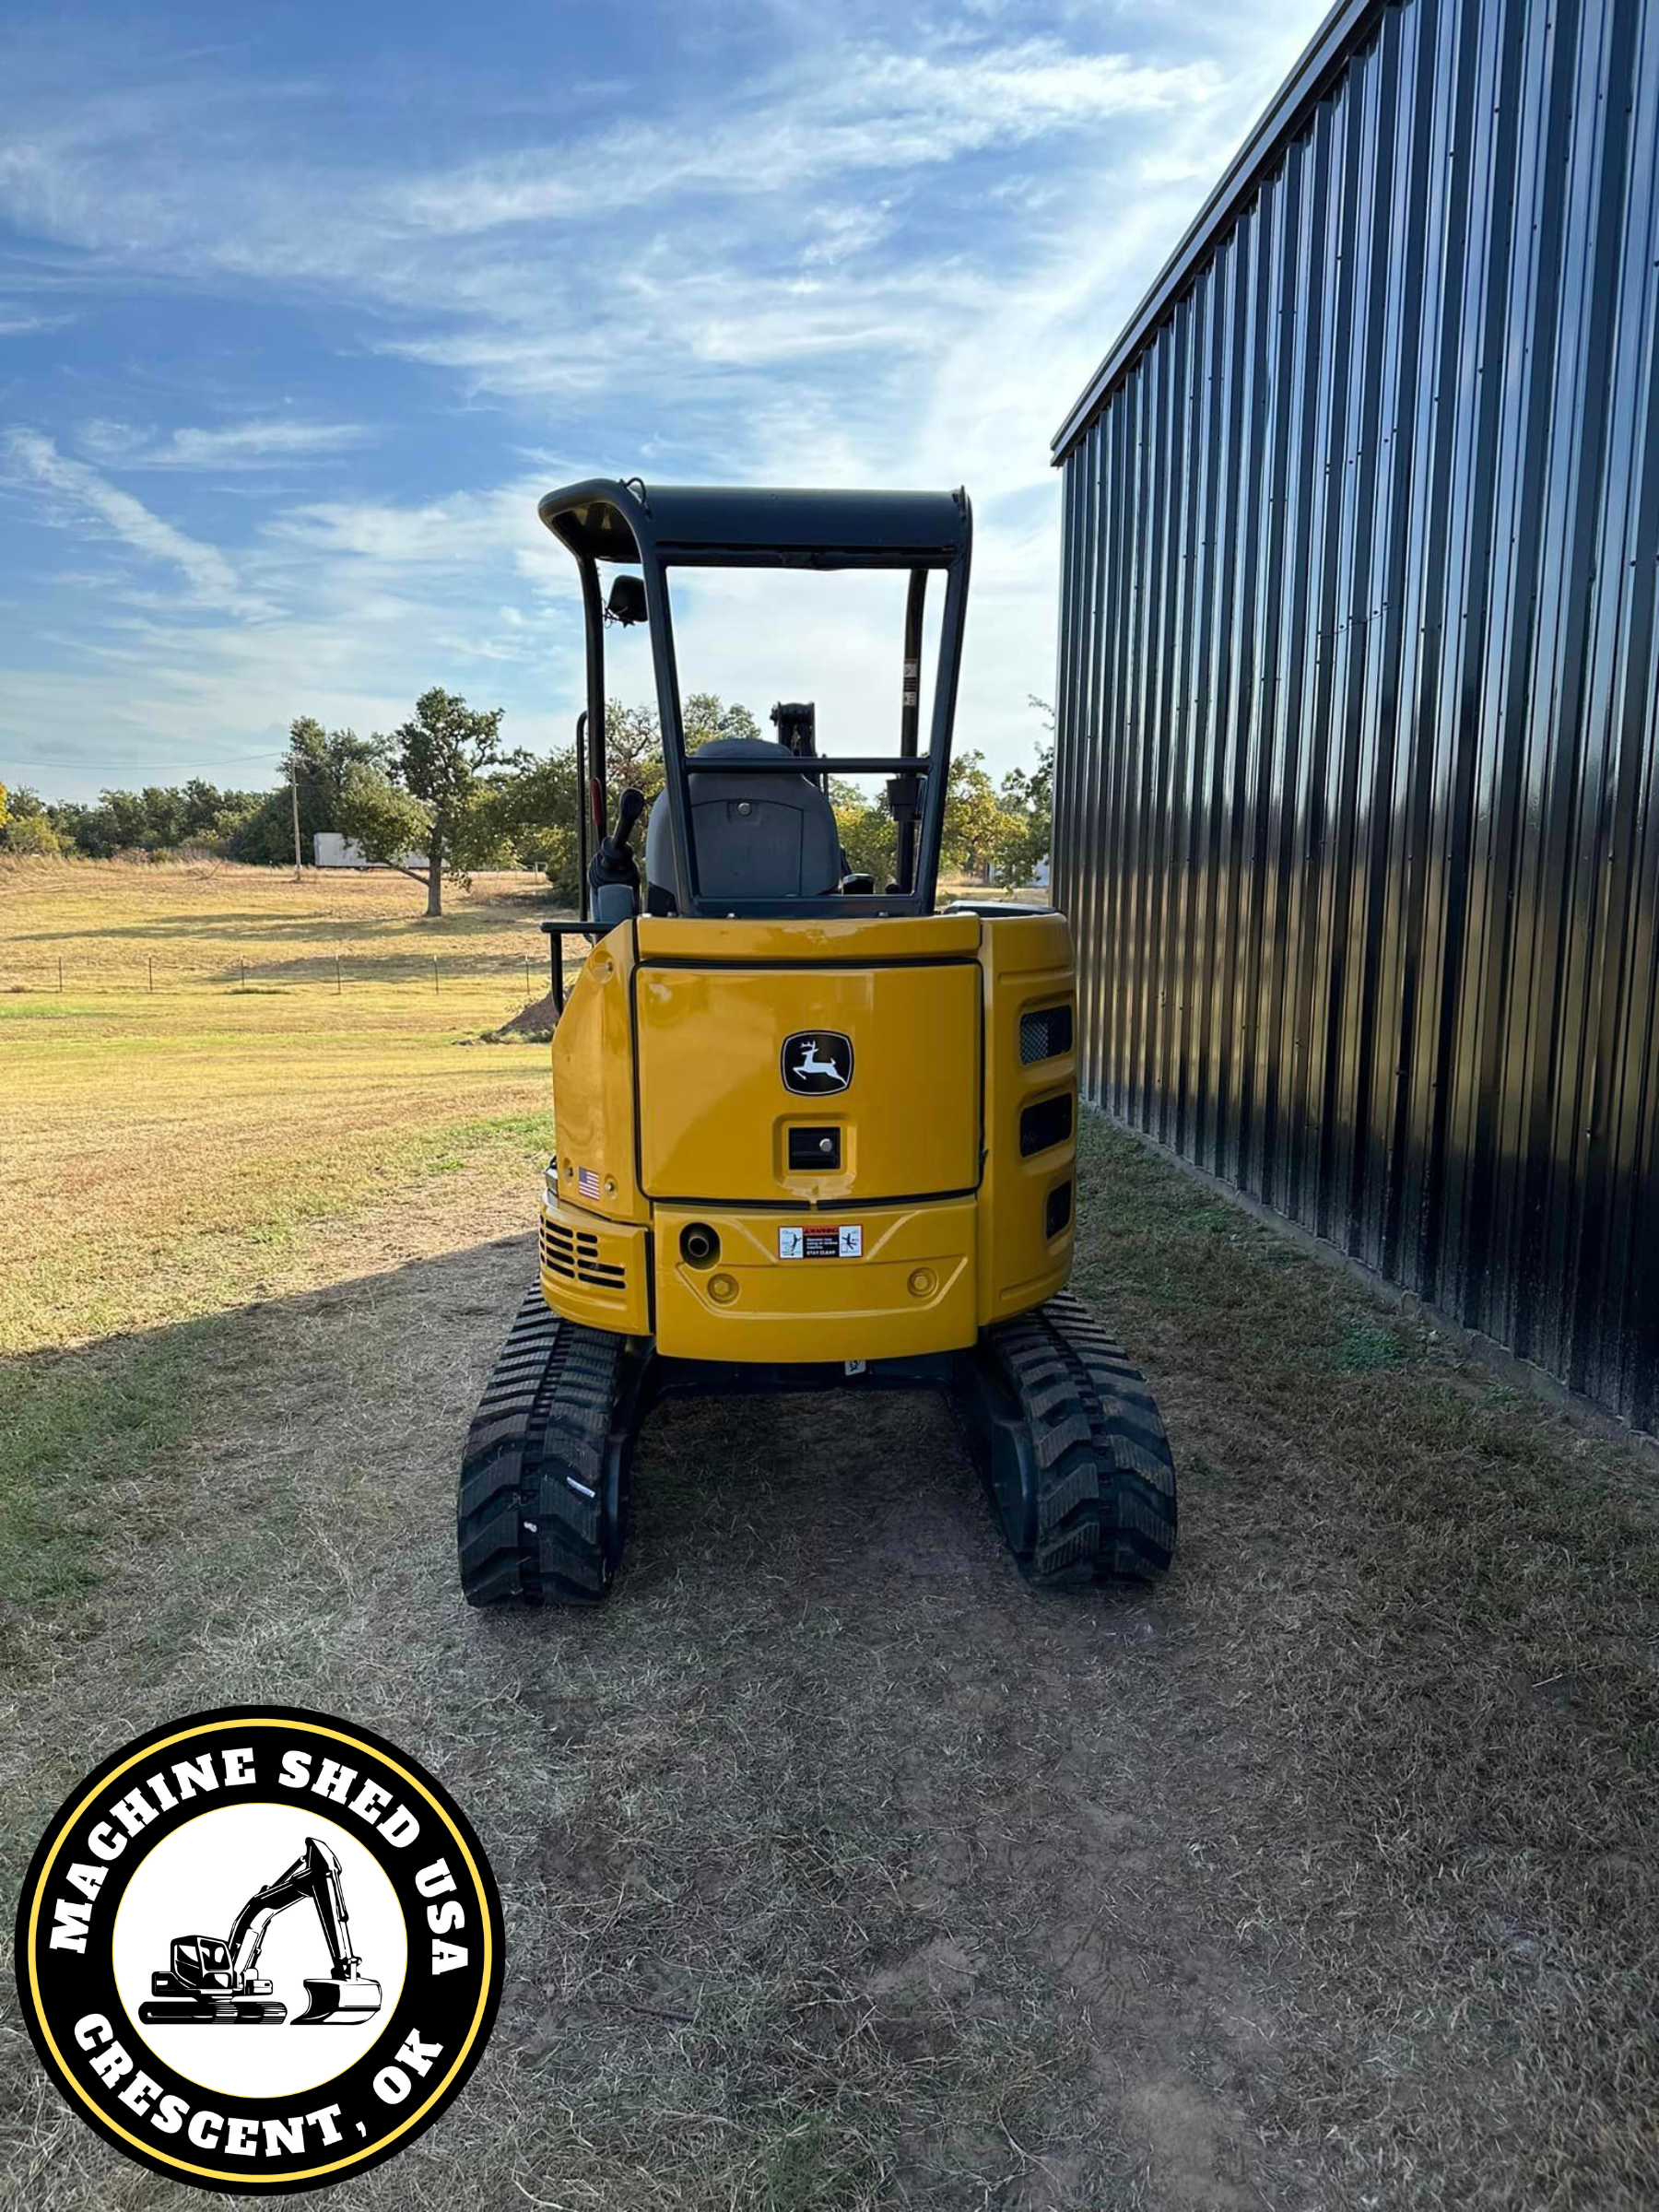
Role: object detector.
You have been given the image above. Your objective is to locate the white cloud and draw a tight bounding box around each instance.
[77,418,371,469]
[385,41,1218,238]
[0,3,1333,796]
[801,203,895,268]
[3,429,254,612]
[261,482,553,574]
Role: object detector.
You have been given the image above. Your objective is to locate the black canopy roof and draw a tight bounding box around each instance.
[538,478,970,567]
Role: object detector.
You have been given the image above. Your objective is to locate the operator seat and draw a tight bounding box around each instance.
[644,736,843,910]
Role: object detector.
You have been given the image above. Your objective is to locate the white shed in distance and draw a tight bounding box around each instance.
[313,832,429,872]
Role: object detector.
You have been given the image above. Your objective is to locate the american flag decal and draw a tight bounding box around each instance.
[578,1166,600,1199]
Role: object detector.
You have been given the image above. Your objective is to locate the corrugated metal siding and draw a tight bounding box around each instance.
[1053,0,1659,1426]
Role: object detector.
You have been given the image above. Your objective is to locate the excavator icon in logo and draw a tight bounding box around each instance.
[138,1835,380,2030]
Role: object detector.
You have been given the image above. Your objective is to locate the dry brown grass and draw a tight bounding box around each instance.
[1,986,551,1354]
[0,857,560,1619]
[3,1104,1655,2210]
[0,854,566,988]
[0,859,571,1353]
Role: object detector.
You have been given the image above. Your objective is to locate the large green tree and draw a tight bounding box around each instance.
[823,700,1054,894]
[994,700,1054,889]
[684,692,761,751]
[474,749,583,903]
[599,700,665,812]
[334,763,433,883]
[222,718,396,869]
[940,750,1015,878]
[0,782,66,855]
[830,779,896,884]
[336,688,512,915]
[288,719,388,814]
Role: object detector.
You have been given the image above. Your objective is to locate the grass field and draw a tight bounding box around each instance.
[2,857,1657,2211]
[4,987,550,1354]
[0,853,570,990]
[1,858,559,1610]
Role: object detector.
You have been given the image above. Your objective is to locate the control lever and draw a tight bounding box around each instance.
[601,785,645,871]
[588,784,645,919]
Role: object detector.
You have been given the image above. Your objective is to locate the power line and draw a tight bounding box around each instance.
[0,750,284,776]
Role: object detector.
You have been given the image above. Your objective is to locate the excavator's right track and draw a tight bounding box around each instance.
[962,1289,1177,1585]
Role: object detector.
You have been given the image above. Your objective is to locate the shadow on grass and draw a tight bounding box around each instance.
[0,1233,1017,1658]
[0,1316,231,1619]
[1,1238,1133,2212]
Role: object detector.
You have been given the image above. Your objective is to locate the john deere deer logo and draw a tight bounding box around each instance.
[782,1031,853,1095]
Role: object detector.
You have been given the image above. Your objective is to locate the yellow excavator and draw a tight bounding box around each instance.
[459,480,1176,1605]
[138,1836,381,2027]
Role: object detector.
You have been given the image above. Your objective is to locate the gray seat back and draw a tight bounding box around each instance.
[645,737,841,905]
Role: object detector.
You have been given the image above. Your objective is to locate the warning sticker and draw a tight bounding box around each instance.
[779,1224,862,1260]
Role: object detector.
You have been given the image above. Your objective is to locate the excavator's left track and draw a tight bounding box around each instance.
[138,1998,285,2025]
[458,1288,649,1606]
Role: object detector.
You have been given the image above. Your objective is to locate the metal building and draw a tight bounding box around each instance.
[1051,0,1659,1425]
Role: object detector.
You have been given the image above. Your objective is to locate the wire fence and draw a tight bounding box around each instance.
[0,943,588,998]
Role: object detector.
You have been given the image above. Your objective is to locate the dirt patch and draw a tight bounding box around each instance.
[2,1115,1655,2210]
[477,985,562,1042]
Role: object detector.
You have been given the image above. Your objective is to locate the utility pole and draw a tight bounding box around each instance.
[289,748,302,880]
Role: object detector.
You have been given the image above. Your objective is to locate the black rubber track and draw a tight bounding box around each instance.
[457,1287,639,1606]
[971,1288,1177,1585]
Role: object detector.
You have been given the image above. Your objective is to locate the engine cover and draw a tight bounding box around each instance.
[633,940,982,1205]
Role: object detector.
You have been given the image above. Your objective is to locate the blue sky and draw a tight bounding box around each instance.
[0,0,1326,803]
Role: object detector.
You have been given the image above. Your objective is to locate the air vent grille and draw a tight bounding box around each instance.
[1019,1091,1073,1159]
[541,1218,627,1292]
[1019,1003,1074,1065]
[1045,1180,1073,1239]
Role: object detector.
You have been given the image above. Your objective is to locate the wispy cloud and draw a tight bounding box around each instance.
[801,204,895,268]
[263,483,549,572]
[387,41,1218,237]
[0,3,1331,794]
[3,429,253,612]
[76,418,371,469]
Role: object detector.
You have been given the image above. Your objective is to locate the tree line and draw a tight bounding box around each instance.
[0,691,1053,917]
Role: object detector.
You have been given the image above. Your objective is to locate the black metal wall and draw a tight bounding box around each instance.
[1052,0,1659,1425]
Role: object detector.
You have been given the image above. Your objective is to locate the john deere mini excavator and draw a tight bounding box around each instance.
[458,479,1176,1605]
